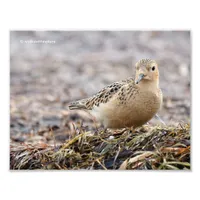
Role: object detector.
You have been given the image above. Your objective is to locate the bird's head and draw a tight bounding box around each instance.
[135,59,159,84]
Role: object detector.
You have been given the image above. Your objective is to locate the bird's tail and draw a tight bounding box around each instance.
[68,101,87,110]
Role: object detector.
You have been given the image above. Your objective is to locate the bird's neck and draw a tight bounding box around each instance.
[138,79,159,91]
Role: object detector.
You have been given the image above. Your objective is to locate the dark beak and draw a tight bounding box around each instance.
[135,73,145,84]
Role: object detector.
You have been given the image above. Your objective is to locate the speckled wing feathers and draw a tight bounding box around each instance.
[69,77,135,110]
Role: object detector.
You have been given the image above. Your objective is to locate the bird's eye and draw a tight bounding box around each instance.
[152,66,155,71]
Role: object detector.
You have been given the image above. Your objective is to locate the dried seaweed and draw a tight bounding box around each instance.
[10,124,190,170]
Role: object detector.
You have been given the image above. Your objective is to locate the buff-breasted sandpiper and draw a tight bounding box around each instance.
[69,59,163,129]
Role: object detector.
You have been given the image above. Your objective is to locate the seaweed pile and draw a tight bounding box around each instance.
[10,123,190,170]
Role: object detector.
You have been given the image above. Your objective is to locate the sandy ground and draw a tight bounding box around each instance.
[10,31,191,144]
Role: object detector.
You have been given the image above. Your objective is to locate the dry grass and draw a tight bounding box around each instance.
[10,123,190,170]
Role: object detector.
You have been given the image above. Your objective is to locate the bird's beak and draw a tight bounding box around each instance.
[135,73,145,84]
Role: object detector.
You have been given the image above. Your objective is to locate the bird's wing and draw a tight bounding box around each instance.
[68,77,134,110]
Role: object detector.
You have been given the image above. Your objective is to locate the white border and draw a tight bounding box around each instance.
[1,0,199,200]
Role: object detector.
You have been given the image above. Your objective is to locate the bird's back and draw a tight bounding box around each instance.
[68,77,135,111]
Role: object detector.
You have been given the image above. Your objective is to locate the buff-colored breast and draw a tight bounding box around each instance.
[90,89,162,128]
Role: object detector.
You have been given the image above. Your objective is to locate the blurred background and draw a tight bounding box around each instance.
[10,31,191,144]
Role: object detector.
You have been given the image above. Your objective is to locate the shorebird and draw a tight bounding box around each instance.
[69,59,163,129]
